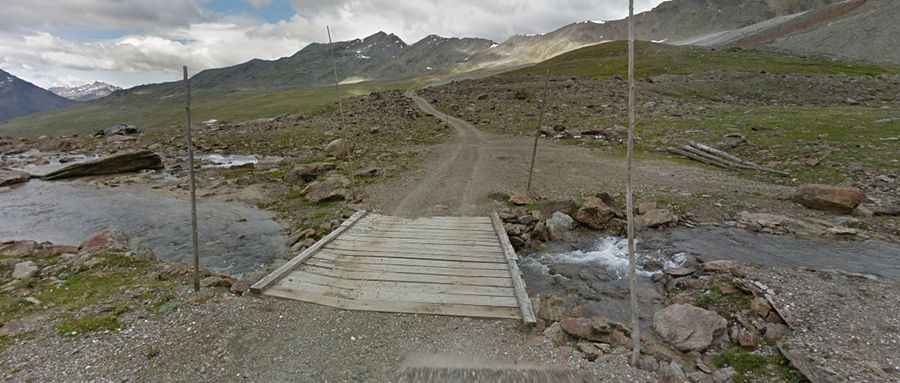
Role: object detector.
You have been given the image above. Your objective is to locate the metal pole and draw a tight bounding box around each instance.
[526,68,552,192]
[327,26,344,119]
[626,0,641,366]
[184,66,200,293]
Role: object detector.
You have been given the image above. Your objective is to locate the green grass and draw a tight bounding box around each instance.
[713,347,805,383]
[0,79,421,137]
[56,313,123,336]
[508,41,900,79]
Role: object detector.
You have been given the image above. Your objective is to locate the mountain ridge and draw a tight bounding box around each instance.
[49,81,121,102]
[0,69,77,123]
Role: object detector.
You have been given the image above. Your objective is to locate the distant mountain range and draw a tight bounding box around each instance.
[50,81,121,101]
[0,70,76,123]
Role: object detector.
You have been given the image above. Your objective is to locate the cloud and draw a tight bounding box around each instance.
[0,0,667,88]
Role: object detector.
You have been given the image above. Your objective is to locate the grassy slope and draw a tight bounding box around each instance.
[0,79,423,138]
[509,41,900,78]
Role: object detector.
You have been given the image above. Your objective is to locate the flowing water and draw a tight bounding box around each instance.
[0,180,287,277]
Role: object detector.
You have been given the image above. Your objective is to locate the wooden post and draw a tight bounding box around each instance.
[327,26,344,119]
[626,0,641,365]
[183,66,200,293]
[526,68,551,192]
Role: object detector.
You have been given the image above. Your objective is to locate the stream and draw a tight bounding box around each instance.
[0,180,287,277]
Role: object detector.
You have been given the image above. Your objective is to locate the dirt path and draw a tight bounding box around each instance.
[368,91,789,218]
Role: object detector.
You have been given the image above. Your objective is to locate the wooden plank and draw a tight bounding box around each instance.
[314,251,509,269]
[363,215,493,223]
[305,258,512,278]
[299,264,512,287]
[338,234,501,247]
[491,211,537,325]
[349,224,498,234]
[345,228,499,239]
[264,285,521,319]
[278,279,519,307]
[250,210,368,293]
[327,239,505,254]
[319,247,506,263]
[325,242,504,258]
[282,270,516,297]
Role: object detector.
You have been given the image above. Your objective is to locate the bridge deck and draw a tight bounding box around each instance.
[251,211,535,323]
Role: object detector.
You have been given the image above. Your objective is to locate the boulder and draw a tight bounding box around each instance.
[637,208,676,228]
[285,162,336,183]
[354,167,382,178]
[509,193,533,206]
[0,169,30,187]
[559,317,594,339]
[304,175,351,203]
[791,184,864,213]
[96,123,141,137]
[12,261,39,279]
[80,230,130,252]
[546,211,575,241]
[653,304,727,352]
[325,138,353,159]
[42,150,163,180]
[574,196,616,230]
[702,260,739,274]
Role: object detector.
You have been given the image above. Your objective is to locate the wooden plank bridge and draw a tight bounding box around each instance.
[251,211,536,324]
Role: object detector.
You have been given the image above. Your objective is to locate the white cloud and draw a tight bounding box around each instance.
[0,0,666,88]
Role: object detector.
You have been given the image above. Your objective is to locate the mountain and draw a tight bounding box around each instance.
[49,81,121,101]
[0,69,77,122]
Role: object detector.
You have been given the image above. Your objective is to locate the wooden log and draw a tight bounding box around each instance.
[667,147,736,170]
[688,142,790,176]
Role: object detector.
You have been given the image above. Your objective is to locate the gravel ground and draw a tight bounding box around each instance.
[745,266,900,382]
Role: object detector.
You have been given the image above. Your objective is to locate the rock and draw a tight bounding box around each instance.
[653,304,727,352]
[476,93,489,100]
[638,208,676,228]
[576,342,603,361]
[12,261,39,279]
[591,315,611,334]
[574,196,616,230]
[637,355,659,372]
[229,280,250,295]
[201,275,233,288]
[660,361,688,382]
[354,167,382,178]
[514,90,529,100]
[304,175,351,203]
[285,162,336,183]
[560,317,594,339]
[637,201,658,214]
[42,150,163,180]
[325,138,353,159]
[546,212,575,241]
[97,123,141,137]
[791,184,865,213]
[688,371,714,383]
[764,323,788,341]
[536,199,578,217]
[750,297,773,318]
[702,260,739,274]
[712,367,735,383]
[509,193,533,206]
[0,169,30,187]
[665,267,696,277]
[872,206,900,217]
[517,215,537,225]
[734,325,761,348]
[536,295,566,322]
[543,322,569,346]
[80,230,129,252]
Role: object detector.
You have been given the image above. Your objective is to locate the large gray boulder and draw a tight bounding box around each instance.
[42,150,163,180]
[12,261,39,279]
[304,175,351,203]
[792,184,864,213]
[284,162,336,183]
[546,211,575,241]
[325,138,353,159]
[653,304,727,352]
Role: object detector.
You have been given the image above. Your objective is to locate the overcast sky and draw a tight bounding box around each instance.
[1,0,666,89]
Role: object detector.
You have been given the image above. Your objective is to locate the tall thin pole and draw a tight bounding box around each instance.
[526,68,552,192]
[626,0,641,365]
[327,26,343,118]
[184,66,200,293]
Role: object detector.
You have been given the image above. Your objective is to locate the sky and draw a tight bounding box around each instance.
[0,0,666,89]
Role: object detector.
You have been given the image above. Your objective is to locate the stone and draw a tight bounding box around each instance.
[285,162,336,183]
[325,138,353,159]
[791,184,865,213]
[702,260,739,274]
[545,212,575,241]
[43,150,163,180]
[200,275,233,288]
[559,317,594,339]
[637,355,659,372]
[735,325,761,348]
[354,167,382,178]
[230,280,250,295]
[517,215,537,225]
[750,297,773,318]
[665,267,696,277]
[537,295,567,322]
[12,261,39,279]
[97,123,141,136]
[591,315,611,334]
[0,169,30,187]
[764,323,788,341]
[653,304,728,352]
[543,322,569,346]
[712,367,735,383]
[637,201,658,215]
[638,208,676,228]
[80,230,129,252]
[576,342,603,361]
[304,175,351,203]
[509,193,533,206]
[688,371,714,383]
[574,196,616,230]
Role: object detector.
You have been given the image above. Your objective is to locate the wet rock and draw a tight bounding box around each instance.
[574,196,616,230]
[43,150,163,180]
[325,138,353,159]
[0,169,30,186]
[304,175,351,203]
[791,184,865,213]
[285,162,336,183]
[546,212,575,241]
[12,261,39,279]
[653,304,727,352]
[638,208,676,228]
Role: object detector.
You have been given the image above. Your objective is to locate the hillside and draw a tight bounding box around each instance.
[0,70,77,122]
